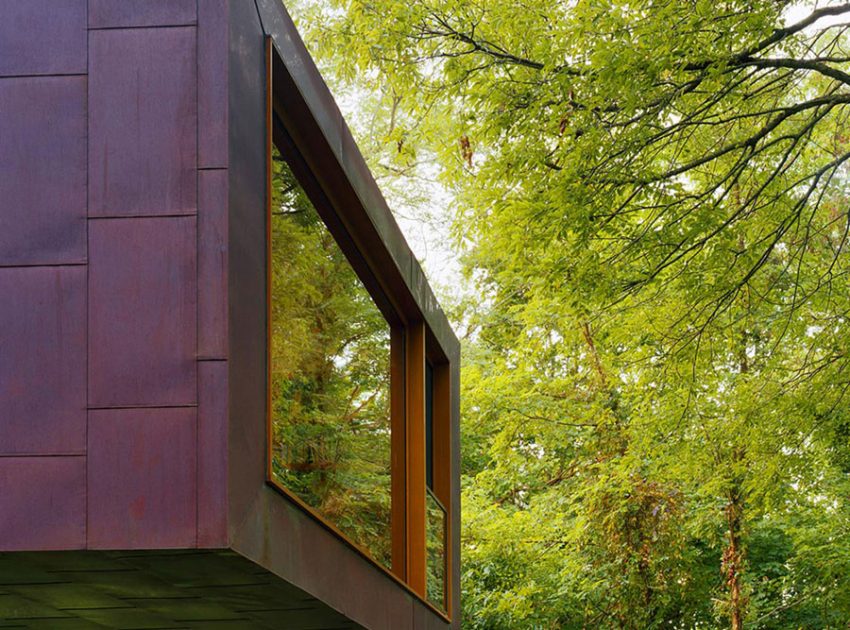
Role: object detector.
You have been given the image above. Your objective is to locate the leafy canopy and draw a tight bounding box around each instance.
[290,0,850,627]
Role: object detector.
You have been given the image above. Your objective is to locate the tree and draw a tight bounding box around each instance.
[290,0,850,626]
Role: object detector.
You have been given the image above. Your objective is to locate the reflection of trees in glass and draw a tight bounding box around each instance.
[269,145,392,569]
[426,490,447,610]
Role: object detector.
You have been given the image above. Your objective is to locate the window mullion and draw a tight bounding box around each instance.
[405,321,427,596]
[390,326,407,578]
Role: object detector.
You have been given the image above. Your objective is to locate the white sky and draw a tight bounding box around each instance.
[332,89,465,299]
[784,1,848,26]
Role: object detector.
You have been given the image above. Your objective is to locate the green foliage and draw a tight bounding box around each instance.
[289,0,850,626]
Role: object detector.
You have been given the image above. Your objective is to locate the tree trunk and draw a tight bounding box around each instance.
[580,321,608,389]
[724,308,749,629]
[722,487,746,629]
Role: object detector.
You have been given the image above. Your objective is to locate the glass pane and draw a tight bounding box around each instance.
[426,490,447,611]
[426,361,434,490]
[269,143,393,569]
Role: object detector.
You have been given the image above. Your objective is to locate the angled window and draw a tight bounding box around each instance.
[265,38,453,620]
[426,485,447,610]
[268,141,395,568]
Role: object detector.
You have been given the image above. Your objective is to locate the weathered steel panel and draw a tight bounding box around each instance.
[1,3,458,627]
[89,27,197,218]
[226,0,268,532]
[0,266,86,455]
[198,361,228,547]
[87,408,197,549]
[0,0,86,77]
[413,600,451,630]
[88,217,197,407]
[0,457,86,551]
[231,488,415,630]
[88,0,196,28]
[198,170,229,359]
[199,0,230,168]
[0,77,86,266]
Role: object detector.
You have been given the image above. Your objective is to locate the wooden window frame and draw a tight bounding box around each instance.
[264,38,452,621]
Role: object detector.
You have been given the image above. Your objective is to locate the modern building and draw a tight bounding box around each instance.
[0,1,460,628]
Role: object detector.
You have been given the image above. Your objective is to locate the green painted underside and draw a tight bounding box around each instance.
[0,550,360,629]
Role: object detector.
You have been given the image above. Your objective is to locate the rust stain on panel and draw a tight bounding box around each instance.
[87,408,197,549]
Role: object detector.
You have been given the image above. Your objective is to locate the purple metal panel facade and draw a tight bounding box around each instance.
[198,170,229,359]
[1,2,460,627]
[0,2,228,553]
[198,361,229,547]
[88,27,197,218]
[88,0,197,28]
[87,408,197,549]
[198,0,230,169]
[0,76,87,266]
[0,457,86,550]
[0,266,86,455]
[0,0,86,76]
[88,216,198,407]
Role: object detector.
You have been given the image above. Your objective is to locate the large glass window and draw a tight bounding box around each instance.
[268,143,393,569]
[266,38,453,619]
[425,359,447,611]
[426,490,447,611]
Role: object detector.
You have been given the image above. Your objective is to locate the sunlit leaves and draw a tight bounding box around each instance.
[289,0,850,626]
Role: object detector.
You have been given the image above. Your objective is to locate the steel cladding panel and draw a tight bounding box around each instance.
[198,360,229,547]
[0,0,226,558]
[88,216,197,407]
[88,0,197,28]
[87,408,197,549]
[89,27,197,218]
[0,457,86,551]
[0,0,86,76]
[0,77,87,266]
[0,267,86,455]
[198,169,229,359]
[198,0,230,169]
